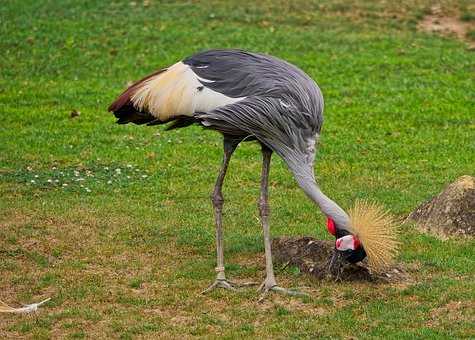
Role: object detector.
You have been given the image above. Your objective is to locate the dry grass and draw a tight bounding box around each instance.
[418,4,475,48]
[1,0,474,338]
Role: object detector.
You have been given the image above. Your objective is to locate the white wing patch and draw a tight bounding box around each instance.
[130,62,245,121]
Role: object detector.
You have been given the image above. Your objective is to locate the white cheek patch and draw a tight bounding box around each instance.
[336,235,356,251]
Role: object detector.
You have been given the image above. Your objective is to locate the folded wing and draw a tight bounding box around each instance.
[108,61,245,125]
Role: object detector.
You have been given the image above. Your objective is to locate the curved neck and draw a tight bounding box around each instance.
[288,160,350,230]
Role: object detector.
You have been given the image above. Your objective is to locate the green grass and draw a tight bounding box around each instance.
[1,0,474,338]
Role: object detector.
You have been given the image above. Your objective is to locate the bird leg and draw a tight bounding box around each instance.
[257,146,307,301]
[202,138,255,294]
[327,248,345,281]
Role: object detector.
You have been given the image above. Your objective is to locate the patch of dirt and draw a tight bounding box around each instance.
[418,5,475,48]
[407,175,475,238]
[428,300,475,327]
[272,237,408,283]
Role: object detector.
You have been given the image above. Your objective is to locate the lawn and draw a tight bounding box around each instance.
[1,0,474,338]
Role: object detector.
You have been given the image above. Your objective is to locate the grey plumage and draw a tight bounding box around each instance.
[185,50,323,142]
[186,50,349,228]
[108,49,356,296]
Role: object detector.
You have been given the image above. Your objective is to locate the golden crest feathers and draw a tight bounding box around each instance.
[348,200,400,271]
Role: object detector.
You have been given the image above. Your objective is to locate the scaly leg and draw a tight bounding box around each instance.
[202,137,255,293]
[257,145,307,301]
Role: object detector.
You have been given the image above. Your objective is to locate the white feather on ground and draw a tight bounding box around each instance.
[0,298,51,314]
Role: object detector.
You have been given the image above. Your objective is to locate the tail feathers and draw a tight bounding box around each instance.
[114,103,155,125]
[144,115,198,129]
[146,115,198,129]
[108,69,166,113]
[108,61,244,128]
[165,116,197,130]
[108,69,167,125]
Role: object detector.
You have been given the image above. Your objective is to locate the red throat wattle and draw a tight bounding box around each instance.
[326,217,336,236]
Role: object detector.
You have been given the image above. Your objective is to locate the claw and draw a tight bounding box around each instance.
[257,281,308,302]
[201,279,236,294]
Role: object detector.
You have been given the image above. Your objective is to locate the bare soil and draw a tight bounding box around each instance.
[407,175,475,238]
[418,5,475,48]
[272,237,407,283]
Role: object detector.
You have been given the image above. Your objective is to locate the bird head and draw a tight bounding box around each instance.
[326,201,400,271]
[327,217,366,263]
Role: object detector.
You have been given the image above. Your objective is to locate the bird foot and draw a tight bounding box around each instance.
[257,281,307,302]
[201,279,257,294]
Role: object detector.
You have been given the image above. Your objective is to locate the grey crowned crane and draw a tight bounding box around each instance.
[108,49,399,297]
